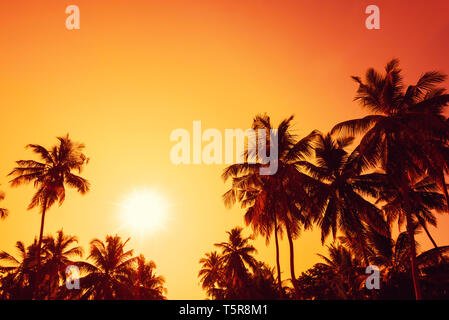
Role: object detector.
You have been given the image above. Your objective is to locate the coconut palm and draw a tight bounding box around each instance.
[198,251,224,299]
[78,235,136,300]
[214,227,258,290]
[301,133,386,266]
[0,240,40,299]
[364,223,449,298]
[130,254,166,300]
[317,243,366,299]
[332,59,449,299]
[8,134,90,294]
[223,114,318,297]
[0,190,8,219]
[367,173,446,248]
[40,230,84,299]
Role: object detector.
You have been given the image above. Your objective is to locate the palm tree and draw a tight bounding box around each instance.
[8,134,90,292]
[40,230,84,299]
[198,251,224,299]
[0,190,8,219]
[364,223,449,298]
[332,59,449,299]
[223,114,318,297]
[248,261,282,299]
[317,243,366,299]
[369,173,447,248]
[0,240,39,299]
[301,133,386,266]
[130,254,166,300]
[78,235,136,299]
[214,227,258,292]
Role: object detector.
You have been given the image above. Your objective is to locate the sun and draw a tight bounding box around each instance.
[119,188,170,234]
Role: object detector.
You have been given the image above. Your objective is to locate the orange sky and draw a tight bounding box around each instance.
[0,0,449,299]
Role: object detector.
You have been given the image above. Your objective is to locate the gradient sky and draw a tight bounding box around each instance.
[1,0,449,299]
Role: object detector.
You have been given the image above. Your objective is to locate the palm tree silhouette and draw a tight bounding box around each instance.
[78,235,136,299]
[302,133,386,267]
[362,223,449,298]
[130,254,166,300]
[214,227,258,290]
[8,134,90,296]
[317,243,365,299]
[369,174,446,248]
[0,240,40,299]
[332,59,449,299]
[198,251,224,299]
[40,230,84,299]
[223,114,318,297]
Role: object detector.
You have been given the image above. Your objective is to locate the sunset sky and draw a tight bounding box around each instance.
[1,0,449,299]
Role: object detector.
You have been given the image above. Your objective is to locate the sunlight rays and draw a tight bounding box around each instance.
[118,188,171,237]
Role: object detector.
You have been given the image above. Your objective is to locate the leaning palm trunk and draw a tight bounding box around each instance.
[419,220,439,249]
[285,226,300,299]
[273,217,283,298]
[402,183,422,300]
[437,170,449,213]
[418,219,449,265]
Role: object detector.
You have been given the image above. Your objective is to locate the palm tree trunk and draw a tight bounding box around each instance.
[438,170,449,213]
[419,220,438,249]
[419,219,449,264]
[286,226,300,299]
[402,183,422,300]
[273,216,283,298]
[33,201,47,299]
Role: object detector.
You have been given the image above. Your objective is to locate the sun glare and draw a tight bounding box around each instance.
[119,189,170,234]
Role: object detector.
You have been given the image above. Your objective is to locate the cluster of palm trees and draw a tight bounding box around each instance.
[218,59,449,300]
[0,231,167,299]
[296,227,449,299]
[0,135,166,300]
[199,227,285,299]
[1,59,449,300]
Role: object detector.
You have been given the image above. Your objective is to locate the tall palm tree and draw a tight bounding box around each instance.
[78,235,136,299]
[0,190,8,219]
[198,251,224,299]
[8,134,90,294]
[40,230,84,299]
[130,254,166,300]
[223,114,318,297]
[301,133,386,266]
[332,59,449,299]
[214,227,258,291]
